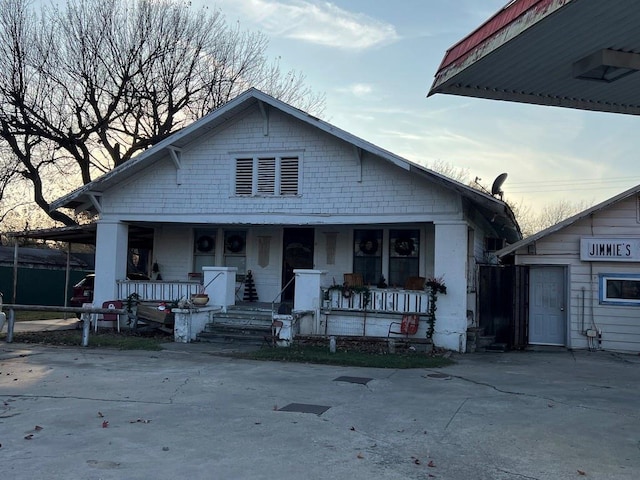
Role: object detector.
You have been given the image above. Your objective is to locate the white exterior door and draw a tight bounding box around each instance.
[529,266,566,345]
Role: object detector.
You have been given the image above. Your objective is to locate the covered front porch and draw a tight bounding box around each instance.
[116,267,451,350]
[49,218,472,351]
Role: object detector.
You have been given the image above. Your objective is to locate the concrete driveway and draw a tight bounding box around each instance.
[1,343,638,480]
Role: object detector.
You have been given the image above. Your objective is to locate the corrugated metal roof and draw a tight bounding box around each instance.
[429,0,640,115]
[0,246,89,268]
[8,224,154,249]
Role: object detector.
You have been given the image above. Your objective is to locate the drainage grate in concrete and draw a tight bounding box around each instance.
[278,403,331,415]
[425,373,451,380]
[333,376,373,385]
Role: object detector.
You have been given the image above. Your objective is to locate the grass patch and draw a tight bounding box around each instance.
[2,328,454,369]
[1,329,169,351]
[232,344,454,369]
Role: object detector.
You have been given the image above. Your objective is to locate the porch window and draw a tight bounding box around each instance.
[353,229,382,285]
[194,230,216,273]
[234,155,300,196]
[224,230,247,274]
[389,229,420,287]
[600,274,640,305]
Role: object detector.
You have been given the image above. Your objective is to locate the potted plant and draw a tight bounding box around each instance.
[189,271,223,306]
[425,276,446,339]
[190,292,209,306]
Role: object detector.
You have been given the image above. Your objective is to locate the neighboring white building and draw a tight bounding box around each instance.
[497,185,640,353]
[50,88,520,351]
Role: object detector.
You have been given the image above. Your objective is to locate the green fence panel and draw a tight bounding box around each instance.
[0,267,90,306]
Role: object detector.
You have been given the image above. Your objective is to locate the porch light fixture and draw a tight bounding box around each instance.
[573,49,640,83]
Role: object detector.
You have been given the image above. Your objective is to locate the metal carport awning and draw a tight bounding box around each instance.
[6,223,154,305]
[8,223,154,249]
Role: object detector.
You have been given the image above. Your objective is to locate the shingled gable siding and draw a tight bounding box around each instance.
[514,195,640,353]
[101,108,458,218]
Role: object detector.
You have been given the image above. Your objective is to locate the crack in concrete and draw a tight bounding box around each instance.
[169,376,192,403]
[444,397,468,431]
[495,467,541,479]
[445,374,640,419]
[446,374,556,400]
[0,393,171,405]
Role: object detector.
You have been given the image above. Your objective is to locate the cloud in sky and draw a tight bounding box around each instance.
[336,83,374,98]
[219,0,399,50]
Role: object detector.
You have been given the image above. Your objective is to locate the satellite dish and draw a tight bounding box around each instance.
[491,173,508,199]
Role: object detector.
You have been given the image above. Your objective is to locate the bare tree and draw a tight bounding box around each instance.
[510,198,593,238]
[0,0,325,226]
[427,159,470,184]
[0,145,21,211]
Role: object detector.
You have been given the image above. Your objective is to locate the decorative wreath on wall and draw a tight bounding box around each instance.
[226,234,245,253]
[394,237,415,256]
[195,235,215,253]
[359,238,379,255]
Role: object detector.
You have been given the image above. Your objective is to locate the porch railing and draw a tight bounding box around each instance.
[117,280,201,302]
[324,287,430,314]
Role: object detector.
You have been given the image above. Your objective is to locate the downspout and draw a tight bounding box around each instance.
[580,287,585,334]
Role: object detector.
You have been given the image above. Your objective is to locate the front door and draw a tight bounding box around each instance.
[282,228,315,302]
[529,266,566,345]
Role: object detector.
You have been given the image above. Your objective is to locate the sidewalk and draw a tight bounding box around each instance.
[9,318,80,332]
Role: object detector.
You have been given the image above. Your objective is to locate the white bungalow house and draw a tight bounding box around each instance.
[50,88,520,352]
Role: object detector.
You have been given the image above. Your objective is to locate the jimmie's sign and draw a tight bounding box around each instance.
[580,237,640,262]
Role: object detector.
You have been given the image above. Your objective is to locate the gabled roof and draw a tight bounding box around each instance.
[50,88,520,242]
[496,183,640,257]
[429,0,640,115]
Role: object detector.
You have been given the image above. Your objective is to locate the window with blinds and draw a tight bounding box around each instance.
[235,155,300,196]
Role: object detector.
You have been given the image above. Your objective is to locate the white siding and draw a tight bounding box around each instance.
[100,107,460,224]
[514,195,640,353]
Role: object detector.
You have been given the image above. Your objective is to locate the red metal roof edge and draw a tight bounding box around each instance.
[437,0,562,71]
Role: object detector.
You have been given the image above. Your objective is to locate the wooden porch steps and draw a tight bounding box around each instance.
[466,326,504,353]
[197,305,273,346]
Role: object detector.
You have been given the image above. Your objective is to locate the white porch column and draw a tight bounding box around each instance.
[94,220,129,308]
[293,269,325,335]
[433,221,468,352]
[203,266,237,312]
